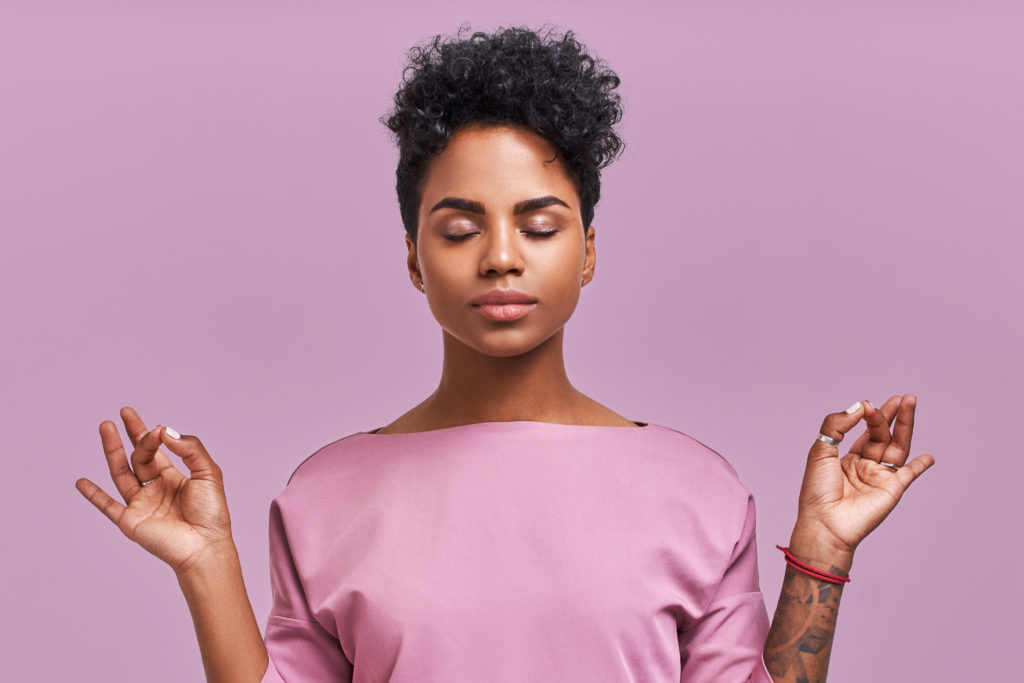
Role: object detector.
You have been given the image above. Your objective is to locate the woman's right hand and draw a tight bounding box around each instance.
[76,406,234,576]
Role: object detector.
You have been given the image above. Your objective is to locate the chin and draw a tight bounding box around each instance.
[447,325,561,359]
[469,336,544,359]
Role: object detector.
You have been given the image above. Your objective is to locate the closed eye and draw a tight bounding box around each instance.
[443,230,556,241]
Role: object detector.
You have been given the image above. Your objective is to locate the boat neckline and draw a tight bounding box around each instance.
[361,419,651,436]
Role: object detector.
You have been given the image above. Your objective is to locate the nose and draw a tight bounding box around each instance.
[478,221,525,277]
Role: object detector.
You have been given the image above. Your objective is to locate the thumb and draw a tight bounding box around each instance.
[807,400,870,464]
[158,426,223,481]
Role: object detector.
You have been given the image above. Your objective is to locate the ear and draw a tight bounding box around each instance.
[405,234,424,291]
[582,224,596,285]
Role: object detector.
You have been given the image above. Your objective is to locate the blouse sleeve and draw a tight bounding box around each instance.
[677,495,773,683]
[261,499,354,682]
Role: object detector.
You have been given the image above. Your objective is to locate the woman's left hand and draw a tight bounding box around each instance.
[788,394,936,571]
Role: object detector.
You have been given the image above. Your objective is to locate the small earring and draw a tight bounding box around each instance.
[580,275,585,286]
[419,281,425,292]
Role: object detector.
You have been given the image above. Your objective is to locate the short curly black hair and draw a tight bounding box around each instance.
[382,25,624,244]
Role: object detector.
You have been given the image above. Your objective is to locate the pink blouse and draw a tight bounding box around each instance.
[261,421,772,682]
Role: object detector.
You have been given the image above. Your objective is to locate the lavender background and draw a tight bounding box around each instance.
[3,2,1020,680]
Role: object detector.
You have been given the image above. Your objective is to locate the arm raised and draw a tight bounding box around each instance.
[76,406,267,682]
[763,395,935,682]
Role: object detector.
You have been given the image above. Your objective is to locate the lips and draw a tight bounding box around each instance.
[470,289,538,306]
[471,288,538,322]
[475,303,536,322]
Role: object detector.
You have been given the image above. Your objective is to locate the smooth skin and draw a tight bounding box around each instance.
[388,123,634,432]
[77,125,934,682]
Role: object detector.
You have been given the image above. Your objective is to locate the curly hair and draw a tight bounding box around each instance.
[381,25,624,244]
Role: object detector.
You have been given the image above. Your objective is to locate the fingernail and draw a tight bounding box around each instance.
[845,401,864,414]
[866,400,874,409]
[165,426,181,439]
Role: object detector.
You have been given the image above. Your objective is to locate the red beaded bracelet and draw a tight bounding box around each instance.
[776,545,851,585]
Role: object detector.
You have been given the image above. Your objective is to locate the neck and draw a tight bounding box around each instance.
[426,327,582,425]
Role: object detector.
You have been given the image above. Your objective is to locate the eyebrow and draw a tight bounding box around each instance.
[428,195,571,216]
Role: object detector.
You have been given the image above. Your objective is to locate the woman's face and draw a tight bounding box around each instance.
[407,124,595,358]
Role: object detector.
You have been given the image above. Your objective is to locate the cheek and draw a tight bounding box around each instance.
[420,258,469,321]
[419,249,459,290]
[534,245,585,287]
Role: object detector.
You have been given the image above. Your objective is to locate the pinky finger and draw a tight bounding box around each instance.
[896,453,937,489]
[75,478,128,527]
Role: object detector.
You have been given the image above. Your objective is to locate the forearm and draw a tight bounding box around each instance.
[763,532,851,682]
[177,544,268,683]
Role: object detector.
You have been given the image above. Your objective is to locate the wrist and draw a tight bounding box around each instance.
[175,539,241,585]
[788,522,855,575]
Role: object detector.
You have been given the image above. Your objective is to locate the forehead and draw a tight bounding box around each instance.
[420,125,579,206]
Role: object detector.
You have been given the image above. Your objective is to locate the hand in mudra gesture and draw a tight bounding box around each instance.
[75,406,233,575]
[790,394,936,570]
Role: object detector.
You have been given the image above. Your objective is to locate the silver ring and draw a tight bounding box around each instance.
[816,432,840,446]
[878,461,899,472]
[139,478,158,487]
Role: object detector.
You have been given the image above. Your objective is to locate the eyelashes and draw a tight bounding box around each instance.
[442,230,557,242]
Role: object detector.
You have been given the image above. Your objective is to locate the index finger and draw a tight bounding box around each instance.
[121,406,173,470]
[860,401,894,461]
[847,394,900,456]
[130,425,166,471]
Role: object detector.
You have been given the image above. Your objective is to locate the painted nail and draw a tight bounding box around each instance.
[165,426,181,439]
[845,401,864,414]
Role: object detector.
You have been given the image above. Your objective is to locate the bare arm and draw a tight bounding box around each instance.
[763,537,849,682]
[177,545,268,682]
[763,395,935,682]
[76,407,267,682]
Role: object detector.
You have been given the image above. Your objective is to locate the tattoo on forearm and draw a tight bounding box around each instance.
[763,566,844,683]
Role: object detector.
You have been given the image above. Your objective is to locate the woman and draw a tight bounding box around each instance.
[75,27,935,682]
